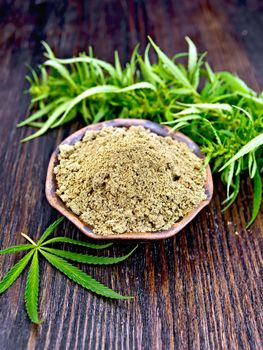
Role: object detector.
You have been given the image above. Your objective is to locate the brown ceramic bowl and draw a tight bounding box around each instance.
[46,119,213,240]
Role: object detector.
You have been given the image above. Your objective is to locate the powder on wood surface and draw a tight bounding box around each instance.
[54,126,206,235]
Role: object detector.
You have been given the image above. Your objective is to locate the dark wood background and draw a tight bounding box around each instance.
[0,1,262,349]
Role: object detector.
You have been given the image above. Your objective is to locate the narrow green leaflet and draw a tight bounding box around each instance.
[25,64,39,84]
[222,176,240,211]
[40,250,132,299]
[0,251,34,294]
[28,122,45,128]
[56,83,155,127]
[44,60,78,91]
[186,36,197,76]
[248,151,257,179]
[18,97,69,128]
[172,107,200,116]
[92,104,107,124]
[246,169,262,228]
[118,82,155,92]
[21,101,73,142]
[220,134,263,171]
[216,72,255,95]
[169,114,202,124]
[42,237,113,249]
[38,217,64,244]
[169,88,193,95]
[148,36,192,88]
[232,105,253,123]
[170,121,189,130]
[41,246,137,265]
[226,162,235,198]
[0,244,34,255]
[166,114,221,144]
[177,102,232,112]
[205,62,216,82]
[25,251,42,324]
[53,86,119,126]
[50,56,116,76]
[114,51,122,79]
[42,40,55,58]
[17,103,56,127]
[143,44,164,85]
[238,93,263,105]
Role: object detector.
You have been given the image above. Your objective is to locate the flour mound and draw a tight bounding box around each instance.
[54,126,206,235]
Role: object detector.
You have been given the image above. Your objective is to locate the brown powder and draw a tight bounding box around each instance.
[54,126,206,235]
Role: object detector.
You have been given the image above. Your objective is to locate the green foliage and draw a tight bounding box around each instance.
[246,169,262,228]
[0,244,34,255]
[25,251,42,324]
[0,218,136,324]
[0,251,34,294]
[40,250,132,299]
[42,237,113,249]
[41,246,138,265]
[19,37,263,223]
[38,217,64,244]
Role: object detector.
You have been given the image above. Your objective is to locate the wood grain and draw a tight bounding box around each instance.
[0,1,262,349]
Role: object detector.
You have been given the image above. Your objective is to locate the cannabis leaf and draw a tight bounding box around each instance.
[0,218,136,324]
[0,244,34,255]
[40,246,137,265]
[0,251,34,294]
[42,237,113,249]
[18,37,263,224]
[246,169,262,228]
[38,217,64,244]
[40,251,131,299]
[25,251,41,324]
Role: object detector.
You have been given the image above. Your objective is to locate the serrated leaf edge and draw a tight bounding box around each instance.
[25,251,42,324]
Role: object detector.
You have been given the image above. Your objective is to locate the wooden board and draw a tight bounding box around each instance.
[0,1,262,349]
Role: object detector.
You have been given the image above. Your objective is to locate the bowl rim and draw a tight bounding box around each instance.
[45,119,213,241]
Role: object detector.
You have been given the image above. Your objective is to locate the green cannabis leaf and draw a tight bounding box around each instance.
[0,251,34,294]
[41,236,113,249]
[18,36,263,225]
[40,246,137,265]
[0,218,136,324]
[40,251,131,299]
[25,251,41,324]
[246,169,262,228]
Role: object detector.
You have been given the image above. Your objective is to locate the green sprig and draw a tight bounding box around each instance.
[0,218,136,324]
[19,37,263,224]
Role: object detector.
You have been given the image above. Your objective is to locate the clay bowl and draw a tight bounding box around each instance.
[46,119,213,241]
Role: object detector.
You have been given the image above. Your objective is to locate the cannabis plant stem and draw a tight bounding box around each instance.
[21,233,37,246]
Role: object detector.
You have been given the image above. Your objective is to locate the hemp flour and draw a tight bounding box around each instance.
[54,126,206,235]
